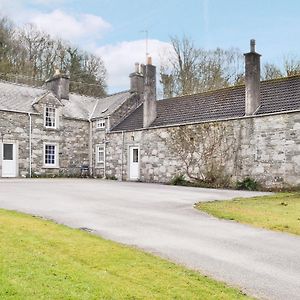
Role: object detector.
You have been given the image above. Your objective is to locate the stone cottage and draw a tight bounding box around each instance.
[0,71,141,178]
[0,40,299,188]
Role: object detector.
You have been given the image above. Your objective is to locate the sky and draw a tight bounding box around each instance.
[1,0,300,93]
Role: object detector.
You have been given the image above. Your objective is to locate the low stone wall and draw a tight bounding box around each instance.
[105,111,300,188]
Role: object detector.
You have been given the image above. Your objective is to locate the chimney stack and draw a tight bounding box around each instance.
[129,63,144,97]
[143,57,157,128]
[244,39,261,115]
[45,69,70,100]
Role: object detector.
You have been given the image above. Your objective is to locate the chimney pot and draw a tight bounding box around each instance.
[140,64,145,75]
[54,68,61,76]
[147,56,152,65]
[134,62,139,73]
[129,63,144,96]
[250,39,256,52]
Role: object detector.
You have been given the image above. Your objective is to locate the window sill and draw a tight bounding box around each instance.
[44,127,59,131]
[42,165,60,169]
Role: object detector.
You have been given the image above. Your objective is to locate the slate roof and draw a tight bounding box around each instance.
[112,76,300,131]
[91,91,132,120]
[0,81,45,113]
[62,94,98,120]
[0,80,130,120]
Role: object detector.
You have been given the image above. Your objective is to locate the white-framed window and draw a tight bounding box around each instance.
[96,144,105,164]
[44,106,57,128]
[43,143,59,168]
[96,119,105,129]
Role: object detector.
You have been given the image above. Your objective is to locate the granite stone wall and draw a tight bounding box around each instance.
[105,111,300,188]
[91,120,106,177]
[90,93,142,178]
[0,110,89,177]
[0,111,30,177]
[1,107,299,188]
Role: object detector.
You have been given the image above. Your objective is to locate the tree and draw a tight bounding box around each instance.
[18,24,56,80]
[66,47,107,97]
[0,15,107,97]
[0,17,23,75]
[160,73,175,99]
[261,57,300,80]
[160,36,244,98]
[262,63,283,80]
[283,56,300,76]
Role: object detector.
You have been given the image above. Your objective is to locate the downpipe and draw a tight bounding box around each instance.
[121,131,124,181]
[28,113,32,178]
[88,119,93,177]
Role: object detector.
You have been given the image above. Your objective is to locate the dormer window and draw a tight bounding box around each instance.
[44,106,57,129]
[96,119,105,129]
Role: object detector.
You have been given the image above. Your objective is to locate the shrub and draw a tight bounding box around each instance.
[236,177,259,191]
[170,174,189,186]
[106,175,118,181]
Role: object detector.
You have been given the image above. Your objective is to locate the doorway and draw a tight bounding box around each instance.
[129,146,140,180]
[1,143,17,177]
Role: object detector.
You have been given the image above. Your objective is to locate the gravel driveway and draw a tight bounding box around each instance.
[0,179,299,300]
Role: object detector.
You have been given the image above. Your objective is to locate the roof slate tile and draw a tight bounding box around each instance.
[0,80,131,120]
[112,76,300,131]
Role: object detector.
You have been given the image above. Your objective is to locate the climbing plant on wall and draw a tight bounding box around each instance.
[166,122,239,187]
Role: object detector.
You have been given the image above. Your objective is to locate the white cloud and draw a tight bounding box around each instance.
[0,1,111,43]
[95,39,173,94]
[0,0,24,17]
[30,10,111,42]
[0,0,66,11]
[0,1,173,94]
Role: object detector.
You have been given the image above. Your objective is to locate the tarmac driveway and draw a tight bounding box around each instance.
[0,179,299,300]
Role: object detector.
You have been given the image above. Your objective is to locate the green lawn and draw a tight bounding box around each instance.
[0,209,250,300]
[197,193,300,235]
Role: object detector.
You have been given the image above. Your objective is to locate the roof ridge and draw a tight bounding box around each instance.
[77,90,130,103]
[68,92,102,100]
[161,74,300,102]
[0,78,123,100]
[104,90,130,98]
[0,78,45,90]
[104,91,136,113]
[260,74,300,84]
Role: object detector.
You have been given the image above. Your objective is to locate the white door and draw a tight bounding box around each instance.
[2,143,17,177]
[129,146,140,180]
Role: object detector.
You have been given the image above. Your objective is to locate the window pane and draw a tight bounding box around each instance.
[45,107,56,127]
[97,119,105,129]
[133,149,138,163]
[3,144,13,160]
[45,145,56,165]
[97,146,104,163]
[99,152,104,162]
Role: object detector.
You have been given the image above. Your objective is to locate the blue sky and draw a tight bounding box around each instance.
[1,0,300,93]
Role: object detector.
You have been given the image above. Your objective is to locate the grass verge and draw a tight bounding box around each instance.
[197,193,300,235]
[0,209,250,300]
